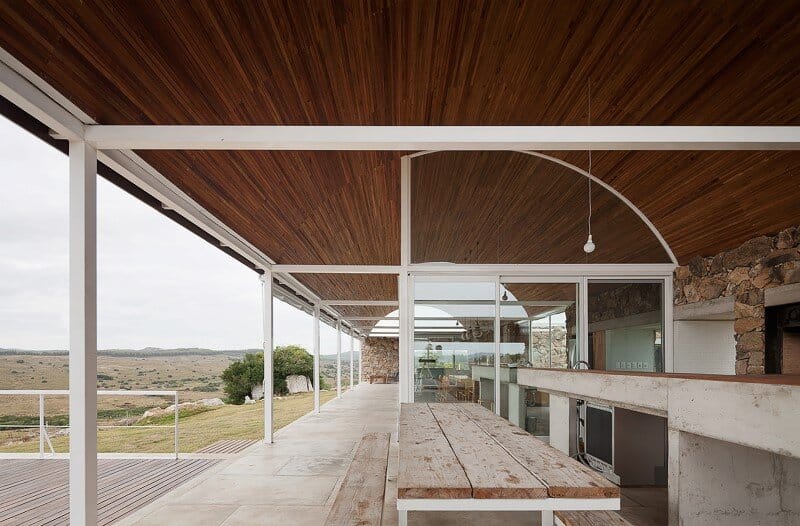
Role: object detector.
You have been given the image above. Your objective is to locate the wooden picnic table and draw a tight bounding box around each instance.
[397,403,620,526]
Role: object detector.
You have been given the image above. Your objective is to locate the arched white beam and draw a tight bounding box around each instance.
[402,150,678,265]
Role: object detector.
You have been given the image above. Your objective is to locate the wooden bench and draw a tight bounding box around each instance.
[555,510,633,526]
[325,432,391,526]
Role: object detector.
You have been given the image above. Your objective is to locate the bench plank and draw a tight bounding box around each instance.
[326,433,391,526]
[555,510,633,526]
[428,403,548,499]
[455,403,619,499]
[398,403,472,499]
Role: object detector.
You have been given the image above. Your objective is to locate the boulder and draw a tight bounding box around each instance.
[286,374,313,394]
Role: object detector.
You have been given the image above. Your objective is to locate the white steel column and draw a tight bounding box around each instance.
[69,140,98,526]
[398,273,409,403]
[349,329,355,389]
[313,303,320,413]
[336,320,342,398]
[494,277,501,415]
[663,275,674,373]
[579,278,589,364]
[261,272,274,443]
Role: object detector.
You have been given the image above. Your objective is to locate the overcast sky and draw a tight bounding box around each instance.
[0,116,351,354]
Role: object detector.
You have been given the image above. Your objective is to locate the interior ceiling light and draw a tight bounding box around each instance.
[583,81,596,255]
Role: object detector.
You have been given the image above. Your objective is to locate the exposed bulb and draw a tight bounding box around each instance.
[501,290,508,301]
[583,234,596,254]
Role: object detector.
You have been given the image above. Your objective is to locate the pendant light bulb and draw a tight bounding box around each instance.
[583,234,596,254]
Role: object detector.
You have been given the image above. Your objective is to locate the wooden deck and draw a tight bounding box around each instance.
[0,458,219,525]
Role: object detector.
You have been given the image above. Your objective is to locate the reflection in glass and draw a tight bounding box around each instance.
[500,282,577,437]
[413,281,495,410]
[587,281,664,373]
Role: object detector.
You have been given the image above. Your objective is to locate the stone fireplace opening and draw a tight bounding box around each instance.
[765,302,800,374]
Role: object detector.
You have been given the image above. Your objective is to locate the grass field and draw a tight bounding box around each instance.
[0,390,339,453]
[0,351,352,454]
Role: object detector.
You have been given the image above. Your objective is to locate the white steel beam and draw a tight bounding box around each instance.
[82,125,800,151]
[336,320,342,399]
[261,272,274,443]
[270,265,401,274]
[412,263,676,276]
[0,58,84,140]
[69,140,98,525]
[313,304,320,413]
[321,300,399,306]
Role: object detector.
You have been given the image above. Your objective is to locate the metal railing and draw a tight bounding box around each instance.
[0,389,180,459]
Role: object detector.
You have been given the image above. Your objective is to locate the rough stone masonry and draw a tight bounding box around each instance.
[673,225,800,374]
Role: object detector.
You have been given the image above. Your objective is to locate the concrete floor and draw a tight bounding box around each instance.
[118,383,544,526]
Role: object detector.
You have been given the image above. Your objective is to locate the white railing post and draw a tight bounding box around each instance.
[39,393,44,459]
[336,320,342,398]
[173,392,179,459]
[313,303,320,413]
[69,139,98,526]
[261,272,274,443]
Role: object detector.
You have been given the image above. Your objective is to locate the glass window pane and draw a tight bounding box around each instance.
[500,282,577,437]
[413,280,495,410]
[588,281,664,372]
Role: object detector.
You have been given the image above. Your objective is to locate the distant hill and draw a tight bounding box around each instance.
[0,347,258,358]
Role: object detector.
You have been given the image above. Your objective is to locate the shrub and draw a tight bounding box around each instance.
[220,345,326,403]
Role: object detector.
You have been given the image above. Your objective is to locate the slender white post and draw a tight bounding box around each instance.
[494,277,501,415]
[336,320,342,398]
[579,278,589,364]
[173,392,179,459]
[663,275,674,373]
[349,329,355,389]
[39,394,44,459]
[358,338,363,383]
[69,140,98,526]
[398,274,409,403]
[261,272,274,443]
[313,303,320,413]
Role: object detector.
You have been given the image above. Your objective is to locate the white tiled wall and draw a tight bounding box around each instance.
[673,320,735,374]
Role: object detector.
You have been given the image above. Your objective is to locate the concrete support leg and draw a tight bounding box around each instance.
[549,393,576,455]
[667,428,680,526]
[69,140,98,526]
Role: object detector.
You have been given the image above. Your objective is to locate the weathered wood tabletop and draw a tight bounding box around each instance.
[398,402,619,501]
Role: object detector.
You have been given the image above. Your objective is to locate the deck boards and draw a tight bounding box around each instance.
[399,402,619,501]
[195,439,257,455]
[325,433,391,526]
[0,458,219,525]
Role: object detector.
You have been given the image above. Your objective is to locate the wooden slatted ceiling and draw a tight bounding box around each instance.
[412,151,670,264]
[1,1,799,303]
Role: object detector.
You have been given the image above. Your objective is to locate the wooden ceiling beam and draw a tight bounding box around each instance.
[81,125,800,151]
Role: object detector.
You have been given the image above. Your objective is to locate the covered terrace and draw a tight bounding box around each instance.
[1,2,800,525]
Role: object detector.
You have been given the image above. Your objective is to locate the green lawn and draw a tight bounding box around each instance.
[0,390,338,454]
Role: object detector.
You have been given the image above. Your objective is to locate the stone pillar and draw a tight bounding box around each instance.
[733,288,765,375]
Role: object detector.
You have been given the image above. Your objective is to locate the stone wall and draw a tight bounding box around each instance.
[360,337,399,381]
[673,225,800,374]
[589,283,662,324]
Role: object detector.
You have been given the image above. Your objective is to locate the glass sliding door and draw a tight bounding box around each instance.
[499,280,578,437]
[412,278,496,409]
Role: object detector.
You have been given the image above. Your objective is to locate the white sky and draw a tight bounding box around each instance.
[0,115,351,354]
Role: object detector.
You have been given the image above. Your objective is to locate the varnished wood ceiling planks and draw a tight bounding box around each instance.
[1,0,800,305]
